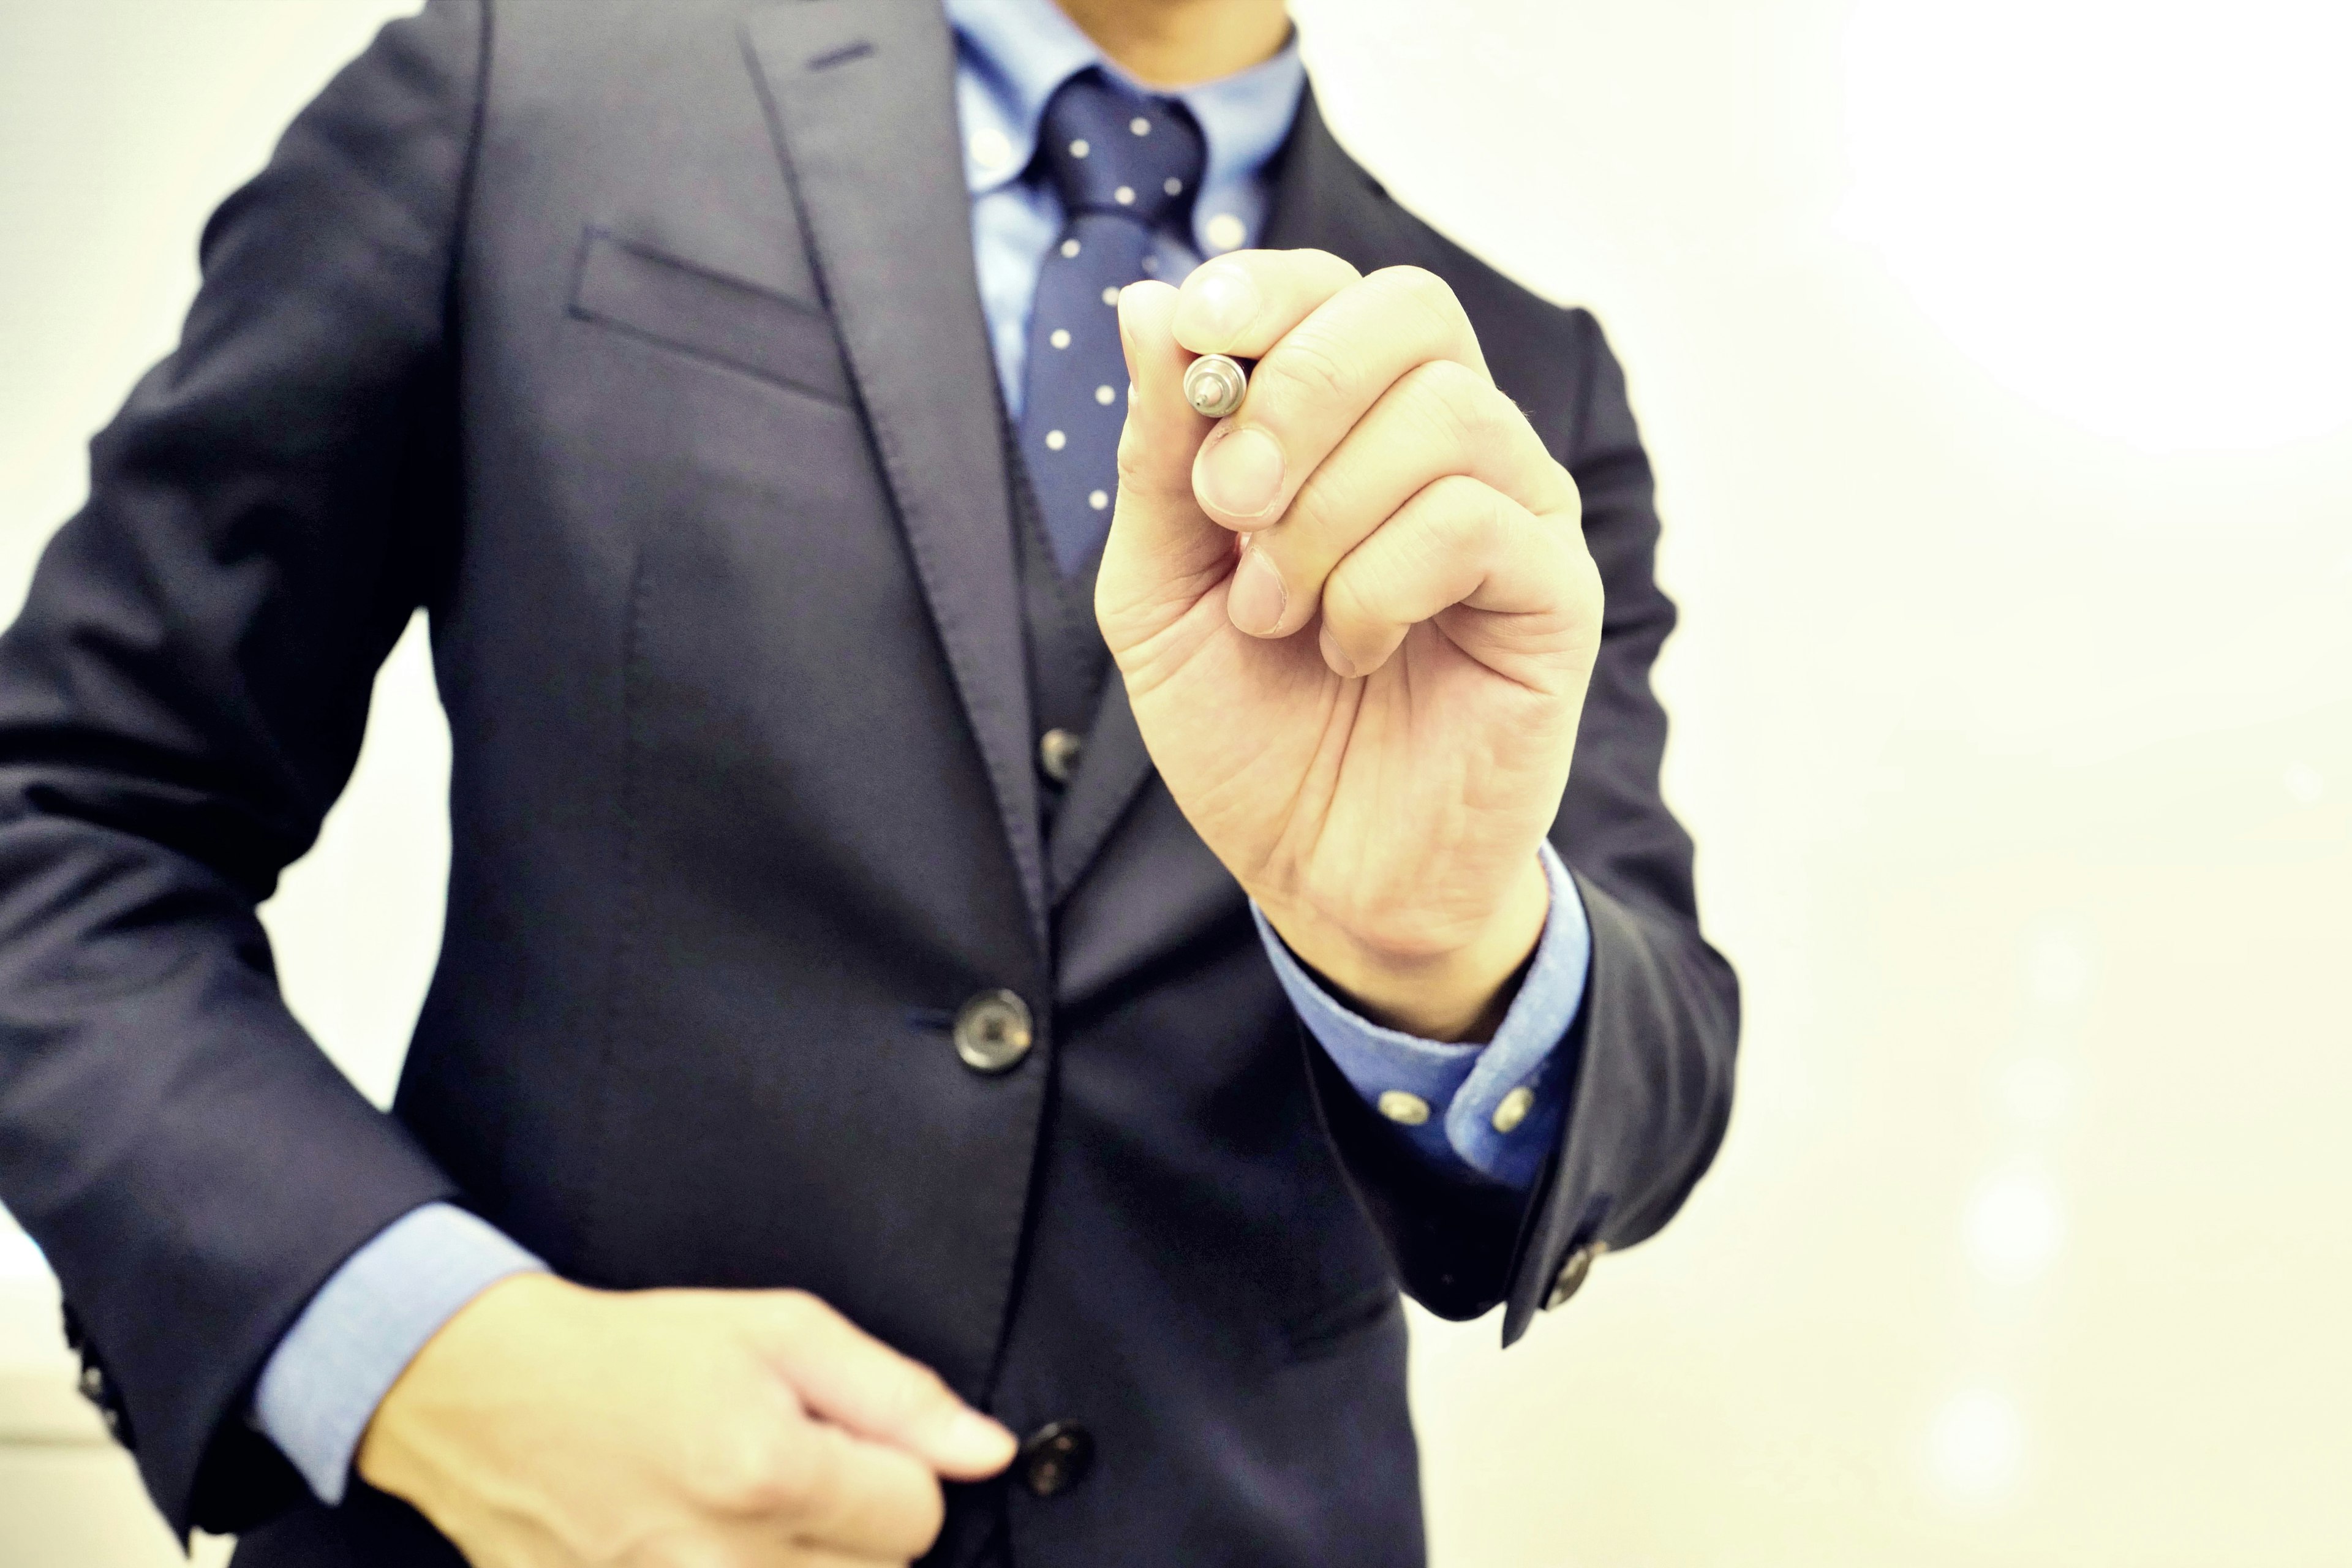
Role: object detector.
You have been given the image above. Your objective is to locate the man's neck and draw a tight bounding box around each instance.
[1052,0,1291,89]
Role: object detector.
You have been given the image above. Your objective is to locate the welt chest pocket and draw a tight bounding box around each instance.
[566,228,853,406]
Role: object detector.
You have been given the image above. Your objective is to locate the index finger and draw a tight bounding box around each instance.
[1167,247,1364,360]
[772,1422,945,1560]
[750,1292,1014,1480]
[1174,262,1491,533]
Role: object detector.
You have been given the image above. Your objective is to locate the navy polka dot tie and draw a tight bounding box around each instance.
[1021,70,1205,574]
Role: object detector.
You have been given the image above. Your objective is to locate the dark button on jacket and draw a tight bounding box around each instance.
[1545,1242,1608,1310]
[952,990,1035,1074]
[1018,1420,1096,1498]
[1037,726,1085,784]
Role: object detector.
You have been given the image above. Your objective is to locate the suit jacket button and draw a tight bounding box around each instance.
[953,989,1035,1074]
[1017,1420,1095,1498]
[1544,1240,1609,1310]
[1038,728,1085,784]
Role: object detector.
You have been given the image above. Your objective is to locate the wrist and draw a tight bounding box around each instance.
[353,1270,579,1501]
[1259,854,1550,1042]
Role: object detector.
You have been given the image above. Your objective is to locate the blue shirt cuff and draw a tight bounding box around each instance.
[252,1202,548,1504]
[1252,842,1592,1189]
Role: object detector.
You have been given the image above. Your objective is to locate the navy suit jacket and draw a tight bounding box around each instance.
[0,2,1738,1562]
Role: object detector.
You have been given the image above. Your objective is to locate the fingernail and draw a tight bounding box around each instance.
[943,1409,1017,1469]
[1227,549,1287,636]
[1198,426,1283,518]
[1180,263,1259,344]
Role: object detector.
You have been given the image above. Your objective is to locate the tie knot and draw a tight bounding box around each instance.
[1035,70,1204,227]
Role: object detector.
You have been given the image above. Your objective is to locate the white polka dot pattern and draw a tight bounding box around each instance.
[1020,70,1205,573]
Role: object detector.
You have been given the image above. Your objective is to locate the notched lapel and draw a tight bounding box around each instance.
[741,0,1048,950]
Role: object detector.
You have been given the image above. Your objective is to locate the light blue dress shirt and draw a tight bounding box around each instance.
[249,0,1594,1506]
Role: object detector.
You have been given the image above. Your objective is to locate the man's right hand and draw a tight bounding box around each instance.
[354,1273,1016,1567]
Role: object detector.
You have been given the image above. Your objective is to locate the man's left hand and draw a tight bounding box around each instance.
[1099,251,1602,1043]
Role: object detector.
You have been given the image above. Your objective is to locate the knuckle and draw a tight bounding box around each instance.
[1572,541,1604,608]
[767,1287,826,1334]
[1300,246,1363,283]
[870,1359,951,1430]
[1397,477,1506,582]
[1463,377,1525,441]
[767,1427,837,1522]
[1479,480,1522,554]
[1414,510,1475,576]
[1398,360,1494,445]
[1427,473,1499,542]
[1258,334,1352,410]
[1556,462,1584,524]
[1278,480,1346,553]
[1374,264,1464,328]
[692,1423,797,1518]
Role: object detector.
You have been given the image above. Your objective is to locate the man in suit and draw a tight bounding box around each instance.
[0,0,1738,1564]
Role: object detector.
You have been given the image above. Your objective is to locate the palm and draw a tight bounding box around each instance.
[1109,559,1584,956]
[1096,265,1600,999]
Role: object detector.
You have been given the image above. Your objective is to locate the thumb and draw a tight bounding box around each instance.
[748,1292,1016,1480]
[1098,279,1235,649]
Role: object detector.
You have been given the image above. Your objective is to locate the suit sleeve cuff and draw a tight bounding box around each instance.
[1252,840,1593,1189]
[251,1202,546,1505]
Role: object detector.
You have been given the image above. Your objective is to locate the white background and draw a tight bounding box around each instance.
[3,2,2348,1564]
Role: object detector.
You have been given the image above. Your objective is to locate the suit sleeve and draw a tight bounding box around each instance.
[0,0,485,1534]
[1302,307,1740,1342]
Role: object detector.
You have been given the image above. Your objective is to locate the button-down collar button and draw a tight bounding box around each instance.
[1038,727,1085,784]
[1018,1420,1095,1498]
[952,989,1035,1074]
[1544,1241,1609,1310]
[1491,1085,1536,1134]
[969,127,1014,173]
[1376,1090,1430,1126]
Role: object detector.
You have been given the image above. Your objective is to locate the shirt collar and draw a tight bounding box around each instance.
[946,0,1305,201]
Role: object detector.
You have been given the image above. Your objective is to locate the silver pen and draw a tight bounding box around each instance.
[1182,353,1251,419]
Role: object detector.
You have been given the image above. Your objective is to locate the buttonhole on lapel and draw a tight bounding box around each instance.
[905,1007,956,1031]
[807,39,875,72]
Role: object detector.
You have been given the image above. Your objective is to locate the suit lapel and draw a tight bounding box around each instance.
[741,0,1047,949]
[1046,656,1150,900]
[1258,86,1402,260]
[1046,88,1392,905]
